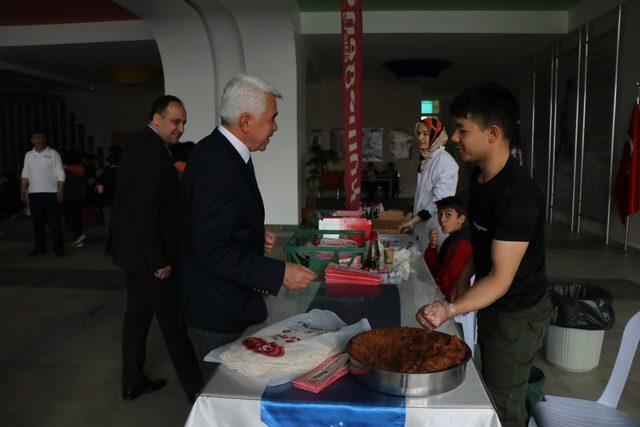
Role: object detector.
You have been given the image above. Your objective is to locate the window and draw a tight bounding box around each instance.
[420,99,440,120]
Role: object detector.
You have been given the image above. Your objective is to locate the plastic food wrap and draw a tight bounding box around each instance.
[205,309,370,385]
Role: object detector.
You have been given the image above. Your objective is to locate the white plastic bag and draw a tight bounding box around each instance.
[205,309,370,386]
[394,248,414,280]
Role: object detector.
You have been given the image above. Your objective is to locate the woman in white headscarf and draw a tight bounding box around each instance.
[399,117,459,252]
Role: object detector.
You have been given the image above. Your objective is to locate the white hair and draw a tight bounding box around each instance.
[219,73,281,125]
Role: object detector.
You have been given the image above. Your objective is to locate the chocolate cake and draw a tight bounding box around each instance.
[348,327,468,373]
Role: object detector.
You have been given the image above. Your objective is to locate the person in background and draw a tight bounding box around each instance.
[0,170,23,221]
[365,161,377,179]
[387,162,400,199]
[423,196,472,302]
[62,149,87,248]
[110,95,202,404]
[97,152,120,254]
[510,123,524,167]
[364,162,379,200]
[81,151,97,179]
[310,135,321,153]
[82,154,100,228]
[399,118,459,252]
[20,130,65,256]
[95,147,105,177]
[180,74,316,378]
[416,83,551,427]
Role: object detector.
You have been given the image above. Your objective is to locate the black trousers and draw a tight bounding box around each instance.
[122,271,202,398]
[190,328,242,382]
[62,201,84,238]
[28,192,63,252]
[478,293,552,427]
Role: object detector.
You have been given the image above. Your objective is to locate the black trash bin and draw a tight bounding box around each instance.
[546,283,615,372]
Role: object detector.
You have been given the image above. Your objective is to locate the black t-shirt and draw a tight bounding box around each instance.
[469,155,547,311]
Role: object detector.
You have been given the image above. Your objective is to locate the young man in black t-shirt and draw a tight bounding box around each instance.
[416,84,552,427]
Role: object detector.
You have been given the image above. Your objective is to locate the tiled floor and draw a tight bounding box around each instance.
[0,216,638,425]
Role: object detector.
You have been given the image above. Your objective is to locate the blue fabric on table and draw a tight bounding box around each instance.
[261,378,406,427]
[261,283,406,426]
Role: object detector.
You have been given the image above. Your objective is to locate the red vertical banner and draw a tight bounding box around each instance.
[614,102,640,222]
[341,0,363,210]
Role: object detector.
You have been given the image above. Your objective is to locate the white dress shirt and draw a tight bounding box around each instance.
[218,125,250,164]
[21,146,65,193]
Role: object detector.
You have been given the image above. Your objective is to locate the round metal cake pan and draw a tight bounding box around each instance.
[347,330,471,397]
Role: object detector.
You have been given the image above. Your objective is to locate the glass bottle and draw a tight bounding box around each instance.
[368,231,380,271]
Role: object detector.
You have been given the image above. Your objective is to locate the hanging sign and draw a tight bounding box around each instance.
[341,0,363,209]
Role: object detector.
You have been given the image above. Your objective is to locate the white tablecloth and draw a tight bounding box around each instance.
[186,235,500,427]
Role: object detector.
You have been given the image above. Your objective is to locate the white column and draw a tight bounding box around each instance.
[114,0,216,142]
[220,0,303,225]
[187,0,246,103]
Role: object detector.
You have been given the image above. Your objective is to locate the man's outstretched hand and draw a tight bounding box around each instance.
[154,265,172,280]
[283,263,317,290]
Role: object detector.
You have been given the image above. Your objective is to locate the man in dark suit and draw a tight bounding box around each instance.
[181,74,317,373]
[110,95,202,403]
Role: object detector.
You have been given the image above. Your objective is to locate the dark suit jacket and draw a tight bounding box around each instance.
[110,127,180,274]
[181,128,285,333]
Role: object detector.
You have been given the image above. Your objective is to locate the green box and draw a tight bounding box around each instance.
[285,229,366,275]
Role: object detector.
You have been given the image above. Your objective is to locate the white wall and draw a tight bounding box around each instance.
[187,0,245,105]
[296,33,309,216]
[302,10,568,35]
[115,0,217,143]
[222,0,303,225]
[111,0,305,225]
[0,20,152,46]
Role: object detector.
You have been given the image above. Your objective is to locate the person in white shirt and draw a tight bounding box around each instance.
[20,131,66,256]
[399,118,459,252]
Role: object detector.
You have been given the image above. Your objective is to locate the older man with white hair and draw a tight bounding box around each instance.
[180,74,316,376]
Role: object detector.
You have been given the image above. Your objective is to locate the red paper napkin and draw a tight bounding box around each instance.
[325,263,381,286]
[292,353,349,393]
